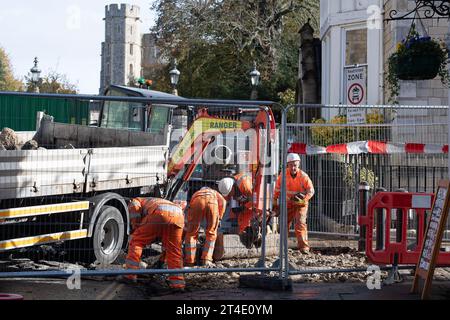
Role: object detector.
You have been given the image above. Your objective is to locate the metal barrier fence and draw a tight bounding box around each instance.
[281,104,449,249]
[0,91,285,286]
[2,95,449,288]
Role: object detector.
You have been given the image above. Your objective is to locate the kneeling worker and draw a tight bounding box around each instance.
[184,187,227,267]
[122,197,185,290]
[218,173,257,248]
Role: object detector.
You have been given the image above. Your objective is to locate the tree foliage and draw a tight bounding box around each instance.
[151,0,319,101]
[25,70,78,94]
[0,47,23,91]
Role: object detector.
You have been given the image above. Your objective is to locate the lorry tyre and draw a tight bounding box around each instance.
[91,205,125,265]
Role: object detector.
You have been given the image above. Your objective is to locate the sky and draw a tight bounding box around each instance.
[0,1,156,94]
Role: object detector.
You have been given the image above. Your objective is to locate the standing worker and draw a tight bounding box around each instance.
[274,153,314,254]
[218,172,258,248]
[184,187,227,267]
[121,197,185,291]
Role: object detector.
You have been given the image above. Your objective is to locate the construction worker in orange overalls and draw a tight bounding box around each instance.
[274,153,315,254]
[184,187,227,267]
[218,173,257,248]
[121,197,185,290]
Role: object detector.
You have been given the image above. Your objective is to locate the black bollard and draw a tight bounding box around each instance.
[358,182,371,252]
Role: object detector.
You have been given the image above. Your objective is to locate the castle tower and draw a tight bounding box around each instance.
[100,3,142,94]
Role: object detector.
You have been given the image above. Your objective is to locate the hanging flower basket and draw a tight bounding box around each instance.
[387,24,450,103]
[396,53,441,80]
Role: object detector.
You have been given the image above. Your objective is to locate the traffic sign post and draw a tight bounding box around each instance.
[344,65,367,125]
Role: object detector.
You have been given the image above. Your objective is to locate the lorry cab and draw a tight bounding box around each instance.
[99,85,188,147]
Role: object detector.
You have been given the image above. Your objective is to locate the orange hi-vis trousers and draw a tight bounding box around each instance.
[184,189,226,265]
[287,206,309,251]
[125,203,185,289]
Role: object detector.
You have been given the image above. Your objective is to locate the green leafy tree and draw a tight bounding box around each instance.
[0,47,23,91]
[151,0,319,100]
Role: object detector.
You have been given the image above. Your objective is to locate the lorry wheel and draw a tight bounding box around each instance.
[92,205,125,265]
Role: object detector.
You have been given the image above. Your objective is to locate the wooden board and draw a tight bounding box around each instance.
[411,180,450,299]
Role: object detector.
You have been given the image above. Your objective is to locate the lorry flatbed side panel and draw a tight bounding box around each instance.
[0,149,86,200]
[85,145,168,192]
[0,229,88,251]
[0,201,90,219]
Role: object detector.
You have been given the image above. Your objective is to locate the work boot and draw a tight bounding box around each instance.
[116,275,138,285]
[170,287,186,294]
[200,260,215,268]
[300,248,310,255]
[151,260,166,269]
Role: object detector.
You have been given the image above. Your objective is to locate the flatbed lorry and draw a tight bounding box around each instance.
[0,85,277,265]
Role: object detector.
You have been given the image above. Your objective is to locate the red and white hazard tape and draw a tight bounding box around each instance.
[288,141,449,155]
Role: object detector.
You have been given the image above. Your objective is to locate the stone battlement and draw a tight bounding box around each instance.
[105,3,140,18]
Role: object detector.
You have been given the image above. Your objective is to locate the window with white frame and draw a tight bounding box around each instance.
[345,28,367,66]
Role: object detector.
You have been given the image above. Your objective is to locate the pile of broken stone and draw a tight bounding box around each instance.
[0,128,40,150]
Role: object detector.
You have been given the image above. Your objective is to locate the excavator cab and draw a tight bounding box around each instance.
[99,85,187,144]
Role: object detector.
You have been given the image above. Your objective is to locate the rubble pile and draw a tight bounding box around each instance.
[182,247,375,290]
[0,127,40,150]
[0,128,19,150]
[21,140,39,150]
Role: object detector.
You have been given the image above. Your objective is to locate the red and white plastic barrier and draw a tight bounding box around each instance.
[288,140,449,155]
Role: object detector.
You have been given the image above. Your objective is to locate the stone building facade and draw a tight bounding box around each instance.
[99,3,163,94]
[320,0,449,108]
[383,0,449,107]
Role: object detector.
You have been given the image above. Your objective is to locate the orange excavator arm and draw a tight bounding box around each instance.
[165,107,276,204]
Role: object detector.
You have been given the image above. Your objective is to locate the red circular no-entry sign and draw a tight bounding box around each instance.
[348,83,364,105]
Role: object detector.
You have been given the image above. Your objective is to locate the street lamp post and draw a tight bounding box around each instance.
[169,59,181,96]
[30,57,41,93]
[249,61,260,100]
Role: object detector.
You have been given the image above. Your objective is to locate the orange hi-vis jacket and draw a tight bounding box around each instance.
[274,170,315,209]
[231,173,256,233]
[128,197,184,232]
[190,188,227,219]
[125,197,185,289]
[184,187,227,264]
[233,172,253,208]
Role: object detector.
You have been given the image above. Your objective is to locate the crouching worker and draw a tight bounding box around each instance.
[184,187,227,267]
[120,197,185,290]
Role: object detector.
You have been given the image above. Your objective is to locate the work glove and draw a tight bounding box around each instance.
[292,197,306,208]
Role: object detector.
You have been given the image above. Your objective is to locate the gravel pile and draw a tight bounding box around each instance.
[181,247,376,290]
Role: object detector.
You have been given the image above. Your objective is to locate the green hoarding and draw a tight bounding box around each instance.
[0,94,90,131]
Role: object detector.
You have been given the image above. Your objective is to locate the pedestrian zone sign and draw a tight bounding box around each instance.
[344,65,367,124]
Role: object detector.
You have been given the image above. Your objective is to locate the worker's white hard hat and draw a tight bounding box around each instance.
[287,153,301,163]
[218,177,235,197]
